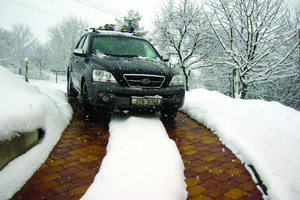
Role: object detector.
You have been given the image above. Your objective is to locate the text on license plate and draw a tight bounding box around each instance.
[132,97,162,106]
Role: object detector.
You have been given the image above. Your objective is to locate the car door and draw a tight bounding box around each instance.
[72,35,88,89]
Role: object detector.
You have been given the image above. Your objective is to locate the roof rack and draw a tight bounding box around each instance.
[86,24,135,34]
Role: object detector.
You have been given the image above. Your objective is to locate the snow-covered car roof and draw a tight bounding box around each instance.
[85,24,141,39]
[92,30,140,38]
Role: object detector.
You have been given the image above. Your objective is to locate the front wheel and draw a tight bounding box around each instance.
[67,72,78,97]
[82,83,94,121]
[82,83,110,122]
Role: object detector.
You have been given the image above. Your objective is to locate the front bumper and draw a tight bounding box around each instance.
[87,82,185,111]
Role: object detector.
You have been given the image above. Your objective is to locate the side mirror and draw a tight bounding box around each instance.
[73,49,86,57]
[161,54,170,62]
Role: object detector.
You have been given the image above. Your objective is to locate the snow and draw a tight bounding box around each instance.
[81,116,187,200]
[0,66,73,200]
[0,66,300,200]
[181,89,300,200]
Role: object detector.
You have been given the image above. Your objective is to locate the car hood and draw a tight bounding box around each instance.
[90,54,177,86]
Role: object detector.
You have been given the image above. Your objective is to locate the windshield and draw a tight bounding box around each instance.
[92,36,160,58]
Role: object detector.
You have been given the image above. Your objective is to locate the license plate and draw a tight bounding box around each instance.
[132,96,162,106]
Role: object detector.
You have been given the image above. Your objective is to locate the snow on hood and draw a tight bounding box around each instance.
[91,53,174,78]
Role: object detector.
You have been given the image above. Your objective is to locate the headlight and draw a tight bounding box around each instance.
[93,70,117,83]
[169,75,184,86]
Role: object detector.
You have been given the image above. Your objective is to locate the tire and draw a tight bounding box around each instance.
[82,83,110,122]
[82,83,94,121]
[96,107,111,122]
[161,109,178,121]
[67,72,78,97]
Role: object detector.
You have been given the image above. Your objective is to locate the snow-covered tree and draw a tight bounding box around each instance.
[116,9,147,36]
[11,24,36,65]
[204,0,299,99]
[153,0,209,91]
[0,24,36,68]
[48,15,89,70]
[257,7,300,110]
[30,43,50,79]
[0,28,12,65]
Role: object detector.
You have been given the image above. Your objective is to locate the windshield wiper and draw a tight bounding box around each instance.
[104,53,139,58]
[123,55,139,58]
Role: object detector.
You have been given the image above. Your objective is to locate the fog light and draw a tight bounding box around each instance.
[103,94,111,102]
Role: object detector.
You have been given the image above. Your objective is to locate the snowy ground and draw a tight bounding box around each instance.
[0,66,300,200]
[181,89,300,200]
[81,117,187,200]
[0,66,73,200]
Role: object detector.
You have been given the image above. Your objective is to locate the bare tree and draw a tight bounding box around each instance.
[205,0,299,99]
[48,15,89,70]
[0,24,36,68]
[153,0,208,91]
[31,43,50,79]
[0,28,12,65]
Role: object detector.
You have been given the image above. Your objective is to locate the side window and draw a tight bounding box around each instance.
[143,42,158,58]
[82,35,89,53]
[75,36,87,50]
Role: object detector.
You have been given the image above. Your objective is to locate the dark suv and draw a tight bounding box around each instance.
[67,24,185,120]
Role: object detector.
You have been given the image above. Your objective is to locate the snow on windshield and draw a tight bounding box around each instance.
[92,36,159,58]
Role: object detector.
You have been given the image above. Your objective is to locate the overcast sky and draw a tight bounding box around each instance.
[0,0,164,42]
[0,0,299,43]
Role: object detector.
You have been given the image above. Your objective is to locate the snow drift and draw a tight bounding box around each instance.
[181,89,300,200]
[0,66,73,200]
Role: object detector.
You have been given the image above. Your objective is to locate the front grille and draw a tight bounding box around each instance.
[123,74,165,88]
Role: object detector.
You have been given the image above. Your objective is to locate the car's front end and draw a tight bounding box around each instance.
[86,55,185,112]
[88,74,185,112]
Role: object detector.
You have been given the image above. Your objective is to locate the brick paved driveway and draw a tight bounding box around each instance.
[12,99,263,200]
